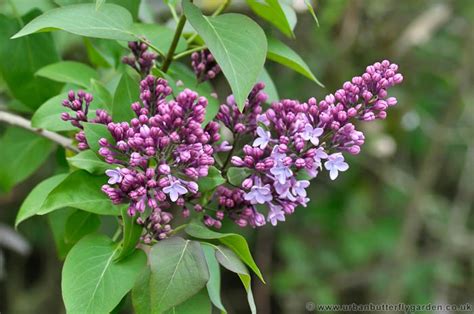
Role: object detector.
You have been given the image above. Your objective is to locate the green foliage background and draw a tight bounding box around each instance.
[0,0,473,313]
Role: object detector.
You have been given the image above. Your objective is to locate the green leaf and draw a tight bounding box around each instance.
[246,0,295,38]
[149,237,209,313]
[0,11,61,109]
[112,72,139,122]
[96,0,106,10]
[267,37,324,87]
[305,0,320,27]
[164,289,212,314]
[0,127,55,191]
[132,268,152,314]
[91,79,113,110]
[40,170,118,216]
[257,68,279,103]
[183,1,267,111]
[132,23,187,56]
[215,245,256,314]
[82,121,114,152]
[202,244,226,313]
[12,4,136,41]
[226,167,252,187]
[48,208,77,259]
[185,222,264,282]
[62,234,146,314]
[197,166,226,193]
[31,92,109,132]
[64,210,101,243]
[36,61,98,88]
[116,205,142,261]
[15,174,68,228]
[31,93,76,132]
[67,149,111,175]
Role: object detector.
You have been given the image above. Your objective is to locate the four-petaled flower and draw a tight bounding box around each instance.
[267,204,285,226]
[314,147,328,168]
[270,165,293,184]
[244,179,273,204]
[301,124,324,146]
[163,176,188,202]
[291,180,310,197]
[324,153,349,180]
[105,168,123,184]
[253,126,271,149]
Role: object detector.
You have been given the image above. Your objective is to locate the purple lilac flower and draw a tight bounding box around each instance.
[61,90,112,150]
[105,168,123,184]
[122,41,157,77]
[253,126,271,149]
[64,75,219,240]
[216,60,403,228]
[324,153,349,180]
[163,176,188,202]
[267,204,285,226]
[191,49,221,82]
[216,82,267,134]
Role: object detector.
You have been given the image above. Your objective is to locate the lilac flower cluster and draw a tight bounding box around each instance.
[216,82,267,134]
[215,60,403,227]
[191,49,221,82]
[61,90,112,150]
[63,75,220,240]
[122,41,157,77]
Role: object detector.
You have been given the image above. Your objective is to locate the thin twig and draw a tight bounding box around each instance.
[0,111,79,152]
[173,45,207,60]
[161,12,188,73]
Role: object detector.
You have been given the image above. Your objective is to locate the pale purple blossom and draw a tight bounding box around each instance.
[301,124,324,146]
[267,204,285,226]
[324,153,349,180]
[270,164,293,184]
[244,179,273,204]
[105,168,123,185]
[291,180,310,197]
[253,126,271,149]
[163,177,188,202]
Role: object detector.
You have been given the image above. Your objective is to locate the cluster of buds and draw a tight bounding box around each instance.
[191,49,221,82]
[62,56,403,236]
[216,60,403,227]
[61,90,112,150]
[216,82,267,134]
[63,75,219,240]
[122,41,158,77]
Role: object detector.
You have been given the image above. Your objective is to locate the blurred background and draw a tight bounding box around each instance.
[0,0,473,313]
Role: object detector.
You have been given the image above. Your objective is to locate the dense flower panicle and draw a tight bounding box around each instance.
[63,74,219,240]
[122,41,157,77]
[61,90,112,150]
[216,82,267,135]
[218,60,403,228]
[191,49,221,82]
[62,58,403,235]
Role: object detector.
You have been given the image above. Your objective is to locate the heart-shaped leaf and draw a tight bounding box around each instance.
[183,1,267,111]
[67,149,112,175]
[112,72,140,122]
[62,234,146,313]
[215,245,256,314]
[267,37,324,87]
[36,61,98,88]
[12,3,136,41]
[40,170,118,216]
[185,221,264,282]
[15,174,68,228]
[148,237,209,313]
[246,0,295,38]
